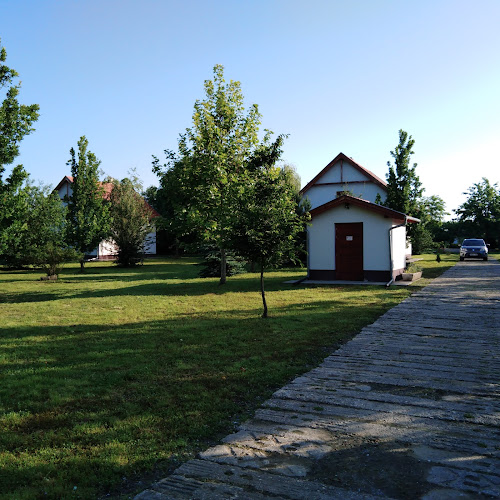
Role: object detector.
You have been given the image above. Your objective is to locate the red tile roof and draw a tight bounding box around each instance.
[55,176,160,218]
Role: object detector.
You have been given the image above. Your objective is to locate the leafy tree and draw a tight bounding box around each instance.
[66,136,110,271]
[23,186,79,276]
[279,163,310,266]
[384,129,429,251]
[156,64,262,283]
[109,177,155,267]
[409,222,434,255]
[385,129,423,216]
[0,38,39,257]
[418,194,448,243]
[232,136,310,318]
[150,158,198,257]
[1,184,79,274]
[454,178,500,247]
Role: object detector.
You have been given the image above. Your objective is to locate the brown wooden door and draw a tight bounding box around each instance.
[335,223,363,281]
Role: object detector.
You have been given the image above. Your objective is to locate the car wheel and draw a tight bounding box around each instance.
[484,256,488,261]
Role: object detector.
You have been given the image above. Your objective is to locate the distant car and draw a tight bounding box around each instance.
[460,239,488,261]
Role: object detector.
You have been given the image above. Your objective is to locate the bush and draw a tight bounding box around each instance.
[197,248,246,278]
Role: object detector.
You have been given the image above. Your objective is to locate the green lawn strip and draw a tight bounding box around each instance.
[0,255,456,499]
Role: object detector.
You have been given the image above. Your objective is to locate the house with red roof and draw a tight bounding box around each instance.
[301,153,419,283]
[55,175,160,259]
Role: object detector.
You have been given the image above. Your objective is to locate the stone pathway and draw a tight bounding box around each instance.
[135,260,500,499]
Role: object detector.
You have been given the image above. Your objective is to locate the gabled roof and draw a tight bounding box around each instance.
[310,194,420,223]
[54,175,74,192]
[300,152,387,195]
[55,176,160,218]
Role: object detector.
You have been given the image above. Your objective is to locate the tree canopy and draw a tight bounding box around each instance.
[66,136,110,270]
[154,64,262,283]
[232,136,310,317]
[0,38,39,257]
[384,129,423,217]
[454,178,500,247]
[109,177,155,267]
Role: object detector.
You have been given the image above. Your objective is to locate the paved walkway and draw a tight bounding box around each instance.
[135,260,500,499]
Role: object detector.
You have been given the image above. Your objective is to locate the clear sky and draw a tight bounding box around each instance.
[2,0,499,216]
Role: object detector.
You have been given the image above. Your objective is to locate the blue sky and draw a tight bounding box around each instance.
[2,0,499,215]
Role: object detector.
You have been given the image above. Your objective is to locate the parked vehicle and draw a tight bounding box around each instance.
[460,239,488,261]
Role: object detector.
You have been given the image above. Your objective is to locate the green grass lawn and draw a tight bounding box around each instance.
[0,254,457,499]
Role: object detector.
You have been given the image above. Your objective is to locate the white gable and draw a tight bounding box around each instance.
[301,154,387,210]
[57,179,73,204]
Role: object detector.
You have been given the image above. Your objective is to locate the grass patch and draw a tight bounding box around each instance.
[0,254,457,499]
[489,251,500,261]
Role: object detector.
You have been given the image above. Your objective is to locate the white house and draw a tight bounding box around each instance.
[55,176,159,259]
[301,153,419,283]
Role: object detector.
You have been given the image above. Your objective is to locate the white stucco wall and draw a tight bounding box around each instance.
[305,183,385,209]
[319,161,342,183]
[308,204,403,272]
[143,232,157,254]
[97,232,157,256]
[57,181,73,204]
[391,225,407,271]
[98,239,118,257]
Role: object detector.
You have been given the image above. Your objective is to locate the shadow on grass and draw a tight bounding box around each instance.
[0,270,310,304]
[1,293,394,499]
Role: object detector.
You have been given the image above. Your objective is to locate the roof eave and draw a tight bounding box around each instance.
[300,152,387,195]
[310,194,418,223]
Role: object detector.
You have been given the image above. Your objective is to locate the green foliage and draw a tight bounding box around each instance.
[0,38,40,257]
[279,163,310,266]
[418,194,448,241]
[405,262,423,273]
[0,185,80,273]
[66,136,110,269]
[385,129,423,216]
[151,157,199,256]
[410,222,435,255]
[154,65,262,283]
[383,130,446,252]
[232,135,310,317]
[454,178,500,247]
[109,177,155,267]
[197,246,246,277]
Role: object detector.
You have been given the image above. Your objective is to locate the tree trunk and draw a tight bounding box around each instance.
[174,238,180,259]
[260,263,268,318]
[79,258,85,273]
[219,247,227,285]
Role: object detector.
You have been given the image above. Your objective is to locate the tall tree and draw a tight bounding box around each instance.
[384,129,432,252]
[232,136,310,318]
[385,129,423,216]
[0,38,40,257]
[454,178,500,247]
[66,136,110,271]
[109,177,155,267]
[419,194,448,243]
[156,64,262,284]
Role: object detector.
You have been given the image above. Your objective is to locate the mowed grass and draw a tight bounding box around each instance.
[0,254,457,499]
